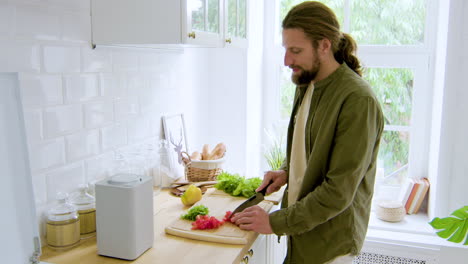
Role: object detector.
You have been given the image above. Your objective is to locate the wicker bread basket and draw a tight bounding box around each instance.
[181,152,225,182]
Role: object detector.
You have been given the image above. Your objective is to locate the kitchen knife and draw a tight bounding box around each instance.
[229,181,273,219]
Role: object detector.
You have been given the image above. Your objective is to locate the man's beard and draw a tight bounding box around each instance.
[291,58,320,85]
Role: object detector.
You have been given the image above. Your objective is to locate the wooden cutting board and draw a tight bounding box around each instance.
[165,194,273,245]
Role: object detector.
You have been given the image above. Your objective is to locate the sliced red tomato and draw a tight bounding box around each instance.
[191,215,223,230]
[223,211,233,222]
[191,211,233,230]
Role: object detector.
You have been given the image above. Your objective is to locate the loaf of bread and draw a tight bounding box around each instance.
[201,144,211,160]
[209,143,226,160]
[190,151,202,160]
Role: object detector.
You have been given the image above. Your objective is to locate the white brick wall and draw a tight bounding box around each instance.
[19,74,63,107]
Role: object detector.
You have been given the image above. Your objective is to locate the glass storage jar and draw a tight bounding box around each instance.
[71,185,96,239]
[46,192,80,250]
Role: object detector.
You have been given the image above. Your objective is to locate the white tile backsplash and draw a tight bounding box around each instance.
[83,100,114,128]
[29,138,65,172]
[45,162,85,202]
[127,73,145,94]
[112,51,139,72]
[82,47,112,73]
[65,129,100,161]
[139,53,163,72]
[114,97,140,121]
[19,74,63,107]
[100,73,127,99]
[43,45,80,73]
[63,74,99,103]
[127,117,152,143]
[98,73,114,97]
[84,151,114,183]
[0,42,40,72]
[43,104,82,137]
[22,108,42,143]
[101,123,127,151]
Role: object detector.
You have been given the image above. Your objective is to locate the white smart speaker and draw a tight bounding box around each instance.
[95,174,154,260]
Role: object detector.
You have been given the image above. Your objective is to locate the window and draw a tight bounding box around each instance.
[263,0,436,209]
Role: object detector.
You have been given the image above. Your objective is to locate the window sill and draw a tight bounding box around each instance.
[366,212,466,249]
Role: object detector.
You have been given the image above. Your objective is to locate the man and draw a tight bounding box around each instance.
[231,1,384,264]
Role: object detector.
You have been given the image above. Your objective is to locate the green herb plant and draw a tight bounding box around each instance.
[429,206,468,245]
[180,205,209,221]
[264,127,286,171]
[214,171,262,198]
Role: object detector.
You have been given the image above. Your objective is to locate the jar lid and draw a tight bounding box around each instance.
[70,185,95,210]
[47,192,78,221]
[108,173,140,185]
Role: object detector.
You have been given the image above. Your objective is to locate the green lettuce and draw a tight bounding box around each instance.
[215,171,262,198]
[180,205,209,221]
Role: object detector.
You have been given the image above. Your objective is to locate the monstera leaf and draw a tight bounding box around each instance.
[429,206,468,245]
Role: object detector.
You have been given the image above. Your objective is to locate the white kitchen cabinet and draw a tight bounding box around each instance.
[224,0,248,48]
[91,0,249,49]
[240,234,267,264]
[91,0,224,48]
[267,234,287,264]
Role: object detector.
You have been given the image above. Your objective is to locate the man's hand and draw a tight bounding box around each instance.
[257,170,287,195]
[230,205,273,234]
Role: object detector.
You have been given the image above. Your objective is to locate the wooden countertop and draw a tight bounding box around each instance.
[40,188,278,264]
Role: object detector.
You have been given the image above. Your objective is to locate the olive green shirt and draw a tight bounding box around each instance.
[270,63,384,264]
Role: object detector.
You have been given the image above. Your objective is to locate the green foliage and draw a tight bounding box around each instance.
[228,0,237,36]
[214,171,262,198]
[364,68,413,180]
[264,127,286,170]
[350,0,426,45]
[181,205,209,221]
[429,206,468,245]
[207,0,219,33]
[238,0,247,38]
[279,0,425,45]
[364,68,413,126]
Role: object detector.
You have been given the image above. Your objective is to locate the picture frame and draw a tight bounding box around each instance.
[162,113,189,180]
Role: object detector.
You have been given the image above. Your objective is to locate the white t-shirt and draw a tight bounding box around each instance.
[288,82,314,206]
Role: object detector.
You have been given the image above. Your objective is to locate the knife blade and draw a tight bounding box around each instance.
[229,181,272,219]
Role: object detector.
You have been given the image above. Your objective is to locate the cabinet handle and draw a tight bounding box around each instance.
[248,249,254,257]
[242,256,249,264]
[188,32,196,39]
[225,38,232,44]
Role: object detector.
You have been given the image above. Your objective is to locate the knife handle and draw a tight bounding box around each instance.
[258,180,273,196]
